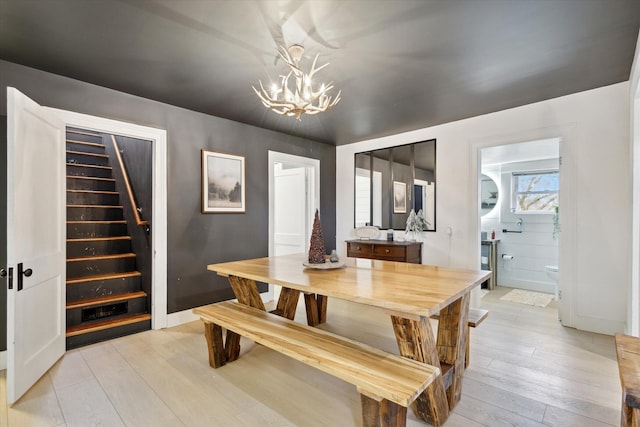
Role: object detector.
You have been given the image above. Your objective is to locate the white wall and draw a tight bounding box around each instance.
[337,82,630,335]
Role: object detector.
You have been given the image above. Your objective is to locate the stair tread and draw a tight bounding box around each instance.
[66,150,109,158]
[68,204,123,209]
[67,129,101,138]
[66,271,141,284]
[67,176,115,182]
[67,291,147,310]
[66,313,151,337]
[67,189,119,195]
[66,139,105,148]
[67,253,136,262]
[67,236,131,242]
[66,163,112,170]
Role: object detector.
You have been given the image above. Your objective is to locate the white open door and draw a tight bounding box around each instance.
[6,88,66,404]
[274,165,307,256]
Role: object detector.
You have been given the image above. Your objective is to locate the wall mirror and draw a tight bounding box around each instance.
[354,139,436,231]
[480,174,498,216]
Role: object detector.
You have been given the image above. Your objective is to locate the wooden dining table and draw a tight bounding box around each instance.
[207,253,490,426]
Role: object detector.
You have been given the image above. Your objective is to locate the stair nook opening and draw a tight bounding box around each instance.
[48,108,168,349]
[65,127,154,348]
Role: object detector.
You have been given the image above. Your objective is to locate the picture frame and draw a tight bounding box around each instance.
[393,181,406,213]
[201,150,245,213]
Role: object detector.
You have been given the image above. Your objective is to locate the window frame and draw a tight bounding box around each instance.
[510,169,559,214]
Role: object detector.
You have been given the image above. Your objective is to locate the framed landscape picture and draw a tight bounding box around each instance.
[393,181,406,213]
[202,150,245,213]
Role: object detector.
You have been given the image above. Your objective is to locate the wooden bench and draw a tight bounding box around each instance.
[615,334,640,427]
[432,307,489,368]
[194,301,440,427]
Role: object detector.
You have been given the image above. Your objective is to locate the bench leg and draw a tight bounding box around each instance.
[203,321,241,368]
[391,315,449,427]
[360,394,407,427]
[304,293,328,326]
[203,322,226,368]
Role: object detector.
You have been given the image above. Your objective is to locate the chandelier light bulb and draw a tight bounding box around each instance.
[252,44,341,120]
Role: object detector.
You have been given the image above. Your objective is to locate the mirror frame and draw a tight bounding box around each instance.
[354,139,436,231]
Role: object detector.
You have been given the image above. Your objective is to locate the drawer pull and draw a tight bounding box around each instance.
[357,246,361,250]
[385,249,390,253]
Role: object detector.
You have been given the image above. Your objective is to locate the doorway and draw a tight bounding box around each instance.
[47,108,168,329]
[478,138,561,316]
[268,151,320,301]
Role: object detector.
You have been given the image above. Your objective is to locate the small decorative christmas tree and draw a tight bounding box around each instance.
[308,209,327,264]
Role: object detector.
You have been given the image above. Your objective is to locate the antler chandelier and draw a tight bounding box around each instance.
[253,44,341,120]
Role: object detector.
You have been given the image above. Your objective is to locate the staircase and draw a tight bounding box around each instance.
[65,128,151,349]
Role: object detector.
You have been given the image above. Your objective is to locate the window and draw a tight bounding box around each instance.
[511,170,558,213]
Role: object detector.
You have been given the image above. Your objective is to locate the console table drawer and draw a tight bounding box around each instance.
[346,240,422,264]
[347,242,373,257]
[373,245,405,258]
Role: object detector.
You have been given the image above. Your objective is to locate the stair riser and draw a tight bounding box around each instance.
[66,319,151,350]
[66,130,103,144]
[66,164,112,179]
[67,152,109,167]
[67,275,141,301]
[67,222,127,238]
[68,207,124,221]
[67,191,119,205]
[67,178,115,192]
[67,257,136,279]
[67,239,132,258]
[66,297,147,328]
[66,141,106,155]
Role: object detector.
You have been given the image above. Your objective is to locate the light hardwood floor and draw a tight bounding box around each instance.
[0,286,621,426]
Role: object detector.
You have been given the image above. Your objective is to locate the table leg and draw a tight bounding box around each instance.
[436,292,470,409]
[275,287,301,320]
[391,315,449,426]
[228,275,266,310]
[304,293,328,326]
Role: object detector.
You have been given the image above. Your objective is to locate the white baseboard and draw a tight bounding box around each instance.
[166,293,274,328]
[0,350,6,371]
[166,308,200,328]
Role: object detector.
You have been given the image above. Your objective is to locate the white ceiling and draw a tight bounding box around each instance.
[481,138,560,166]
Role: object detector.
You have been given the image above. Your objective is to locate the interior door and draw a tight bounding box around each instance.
[274,165,307,256]
[6,87,66,404]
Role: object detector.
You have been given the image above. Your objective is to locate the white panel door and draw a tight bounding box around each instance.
[6,88,66,404]
[274,166,307,256]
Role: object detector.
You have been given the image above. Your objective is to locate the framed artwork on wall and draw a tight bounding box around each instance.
[201,150,245,213]
[393,181,406,213]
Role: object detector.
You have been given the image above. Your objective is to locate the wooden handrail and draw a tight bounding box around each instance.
[111,135,148,227]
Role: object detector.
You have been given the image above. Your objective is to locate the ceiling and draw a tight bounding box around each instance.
[1,0,639,146]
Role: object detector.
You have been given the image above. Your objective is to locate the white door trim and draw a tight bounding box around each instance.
[45,108,168,330]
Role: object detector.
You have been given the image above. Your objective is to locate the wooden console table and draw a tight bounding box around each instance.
[346,239,422,263]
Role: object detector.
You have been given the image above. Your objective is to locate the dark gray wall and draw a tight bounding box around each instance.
[0,116,6,351]
[104,134,153,302]
[0,60,336,326]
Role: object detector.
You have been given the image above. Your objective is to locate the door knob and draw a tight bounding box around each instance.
[0,268,6,278]
[23,268,32,277]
